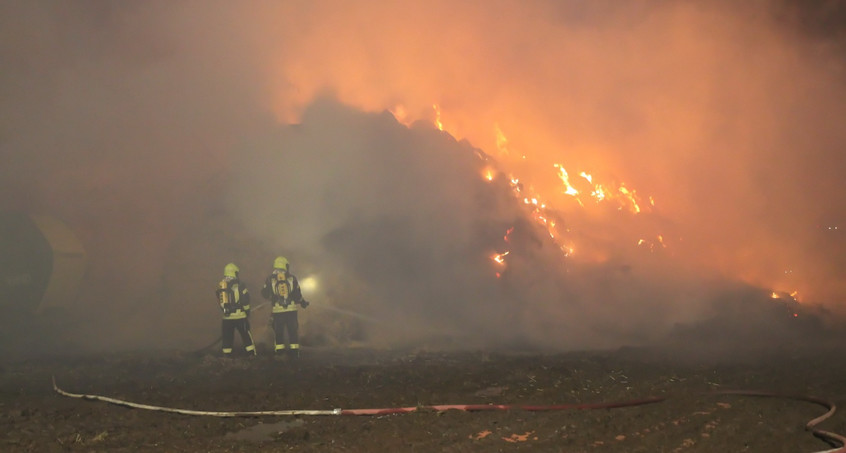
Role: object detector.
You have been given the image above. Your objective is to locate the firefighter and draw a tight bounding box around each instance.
[216,262,256,357]
[261,256,309,359]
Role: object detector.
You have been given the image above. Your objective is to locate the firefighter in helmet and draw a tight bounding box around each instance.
[216,263,256,356]
[261,256,309,358]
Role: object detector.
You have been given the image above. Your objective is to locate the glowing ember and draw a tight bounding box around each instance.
[770,290,801,303]
[637,235,666,251]
[492,251,510,265]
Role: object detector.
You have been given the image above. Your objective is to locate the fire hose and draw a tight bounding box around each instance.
[709,390,846,452]
[51,377,844,452]
[51,376,662,416]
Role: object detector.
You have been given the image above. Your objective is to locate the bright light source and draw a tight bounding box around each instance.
[300,276,318,292]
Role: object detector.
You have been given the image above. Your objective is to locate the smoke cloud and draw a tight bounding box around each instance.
[2,0,845,353]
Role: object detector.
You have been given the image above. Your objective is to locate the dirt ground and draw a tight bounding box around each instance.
[2,342,846,453]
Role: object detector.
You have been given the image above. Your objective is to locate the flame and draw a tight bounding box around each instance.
[433,104,444,131]
[770,290,801,303]
[490,228,516,277]
[554,164,581,198]
[418,103,662,268]
[618,185,641,213]
[591,184,609,202]
[549,164,650,214]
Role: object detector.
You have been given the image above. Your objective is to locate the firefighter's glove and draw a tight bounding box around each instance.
[222,303,234,315]
[300,300,310,308]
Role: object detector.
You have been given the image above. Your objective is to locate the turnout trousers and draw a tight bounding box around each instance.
[221,318,256,356]
[272,311,300,354]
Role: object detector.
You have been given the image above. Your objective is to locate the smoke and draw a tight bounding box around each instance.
[2,0,845,353]
[262,0,846,306]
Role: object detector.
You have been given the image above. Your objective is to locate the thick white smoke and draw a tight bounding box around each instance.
[2,0,845,353]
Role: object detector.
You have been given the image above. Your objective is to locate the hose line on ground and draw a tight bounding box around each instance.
[51,376,663,416]
[711,389,846,452]
[52,377,845,452]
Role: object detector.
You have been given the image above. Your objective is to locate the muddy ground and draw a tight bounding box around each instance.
[2,341,846,453]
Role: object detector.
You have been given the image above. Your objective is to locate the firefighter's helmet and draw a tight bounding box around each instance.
[273,256,289,272]
[223,262,239,278]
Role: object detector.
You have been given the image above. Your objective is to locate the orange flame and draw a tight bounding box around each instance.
[554,164,581,198]
[433,104,444,131]
[618,185,641,213]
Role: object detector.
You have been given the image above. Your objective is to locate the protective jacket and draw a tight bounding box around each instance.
[217,277,251,320]
[261,270,307,313]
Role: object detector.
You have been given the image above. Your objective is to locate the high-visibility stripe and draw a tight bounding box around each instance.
[290,343,300,349]
[274,344,286,351]
[245,331,256,354]
[222,311,247,320]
